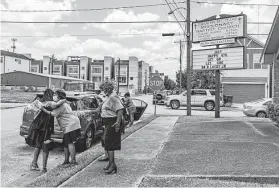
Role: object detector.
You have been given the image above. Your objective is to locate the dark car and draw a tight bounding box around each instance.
[20,93,148,151]
[152,90,173,105]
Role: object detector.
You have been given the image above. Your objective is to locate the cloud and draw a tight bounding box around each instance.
[220,0,277,42]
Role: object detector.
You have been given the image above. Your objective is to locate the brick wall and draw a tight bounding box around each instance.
[274,60,279,103]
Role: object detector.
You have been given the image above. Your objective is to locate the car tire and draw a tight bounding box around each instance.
[170,100,180,109]
[78,126,94,152]
[256,111,267,118]
[204,101,215,111]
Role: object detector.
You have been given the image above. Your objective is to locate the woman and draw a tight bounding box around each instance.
[41,89,81,165]
[99,81,124,174]
[26,89,66,173]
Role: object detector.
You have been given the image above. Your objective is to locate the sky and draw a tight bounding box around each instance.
[1,0,278,80]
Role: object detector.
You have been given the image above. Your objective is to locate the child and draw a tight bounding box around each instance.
[41,89,81,165]
[123,92,136,127]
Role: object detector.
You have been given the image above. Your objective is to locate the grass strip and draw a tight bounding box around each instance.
[25,115,157,187]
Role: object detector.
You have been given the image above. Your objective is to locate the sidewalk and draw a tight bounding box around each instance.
[0,103,28,109]
[59,116,179,187]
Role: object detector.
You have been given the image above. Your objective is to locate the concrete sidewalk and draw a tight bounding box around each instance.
[60,116,179,187]
[0,103,28,109]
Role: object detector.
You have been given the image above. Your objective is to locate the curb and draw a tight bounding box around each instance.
[23,115,157,187]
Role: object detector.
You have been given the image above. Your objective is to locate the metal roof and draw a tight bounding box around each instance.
[0,50,32,60]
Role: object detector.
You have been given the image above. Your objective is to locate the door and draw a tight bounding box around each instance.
[181,91,187,106]
[131,98,148,121]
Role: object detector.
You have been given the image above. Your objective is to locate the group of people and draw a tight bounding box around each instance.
[26,81,136,175]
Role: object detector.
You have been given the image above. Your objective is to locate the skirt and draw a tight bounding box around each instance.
[63,129,81,147]
[103,117,121,151]
[25,129,53,149]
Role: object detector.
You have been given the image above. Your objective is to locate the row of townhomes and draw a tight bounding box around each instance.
[0,50,153,94]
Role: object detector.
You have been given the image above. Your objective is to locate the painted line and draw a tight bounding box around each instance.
[244,121,267,136]
[272,143,279,147]
[146,174,279,178]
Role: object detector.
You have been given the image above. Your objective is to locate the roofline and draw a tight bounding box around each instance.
[1,50,32,60]
[261,7,279,61]
[246,35,264,47]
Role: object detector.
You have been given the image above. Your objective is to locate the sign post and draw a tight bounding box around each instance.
[149,76,164,116]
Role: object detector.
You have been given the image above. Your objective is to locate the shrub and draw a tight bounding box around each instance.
[267,103,279,125]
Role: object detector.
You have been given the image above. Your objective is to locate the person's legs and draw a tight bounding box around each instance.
[105,150,117,174]
[42,144,49,173]
[68,143,77,164]
[128,112,134,127]
[62,147,70,165]
[30,147,41,171]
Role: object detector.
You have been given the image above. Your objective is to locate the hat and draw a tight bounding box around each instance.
[55,89,66,99]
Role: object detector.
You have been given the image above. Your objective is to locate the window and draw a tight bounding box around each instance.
[44,67,47,70]
[82,97,99,109]
[15,59,21,64]
[105,67,109,70]
[92,76,102,82]
[30,65,39,73]
[53,65,61,74]
[130,77,133,80]
[91,67,102,73]
[69,75,79,78]
[82,67,85,70]
[117,76,127,84]
[254,63,261,69]
[68,66,79,74]
[0,56,3,63]
[192,90,207,95]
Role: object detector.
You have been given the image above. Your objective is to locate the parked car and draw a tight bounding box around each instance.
[165,89,223,111]
[242,98,272,118]
[20,93,148,151]
[153,90,173,105]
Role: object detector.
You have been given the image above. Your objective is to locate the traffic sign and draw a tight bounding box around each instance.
[149,76,164,91]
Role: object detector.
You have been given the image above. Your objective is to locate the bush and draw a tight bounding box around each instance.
[267,103,279,125]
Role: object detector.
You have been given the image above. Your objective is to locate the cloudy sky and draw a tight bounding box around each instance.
[1,0,278,80]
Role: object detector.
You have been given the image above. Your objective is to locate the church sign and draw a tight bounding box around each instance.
[192,14,247,43]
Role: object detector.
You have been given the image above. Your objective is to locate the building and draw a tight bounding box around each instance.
[89,56,114,89]
[0,71,87,90]
[221,36,269,103]
[0,50,32,74]
[115,59,130,94]
[30,59,43,73]
[66,56,92,80]
[261,7,279,104]
[138,61,149,92]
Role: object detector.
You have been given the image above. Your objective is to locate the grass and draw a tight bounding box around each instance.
[25,115,157,187]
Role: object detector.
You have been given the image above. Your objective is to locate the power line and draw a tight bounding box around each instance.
[191,0,279,7]
[1,20,185,24]
[165,0,186,34]
[0,1,186,12]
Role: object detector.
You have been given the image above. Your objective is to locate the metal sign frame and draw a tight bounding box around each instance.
[192,46,246,71]
[192,14,247,43]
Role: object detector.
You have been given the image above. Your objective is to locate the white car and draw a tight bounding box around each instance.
[165,89,222,111]
[242,98,272,118]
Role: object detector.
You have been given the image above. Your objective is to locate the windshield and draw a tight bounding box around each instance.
[250,98,265,103]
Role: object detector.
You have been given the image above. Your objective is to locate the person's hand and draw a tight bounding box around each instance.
[112,122,120,132]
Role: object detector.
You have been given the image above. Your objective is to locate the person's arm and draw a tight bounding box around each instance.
[40,106,59,117]
[46,99,67,109]
[112,109,123,132]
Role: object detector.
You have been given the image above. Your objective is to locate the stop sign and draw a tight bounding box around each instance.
[149,76,164,91]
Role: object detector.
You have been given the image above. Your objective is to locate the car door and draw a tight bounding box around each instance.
[130,98,148,121]
[193,90,207,106]
[181,91,187,106]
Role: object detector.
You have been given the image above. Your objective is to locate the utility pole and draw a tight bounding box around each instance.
[179,40,182,92]
[117,58,120,95]
[186,0,191,116]
[51,54,54,75]
[11,38,17,53]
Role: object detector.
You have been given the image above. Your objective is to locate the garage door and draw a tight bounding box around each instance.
[223,84,265,103]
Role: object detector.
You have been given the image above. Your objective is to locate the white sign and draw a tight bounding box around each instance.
[200,38,235,47]
[192,15,246,43]
[192,47,245,70]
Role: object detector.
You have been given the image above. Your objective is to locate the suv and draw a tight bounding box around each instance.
[153,90,173,105]
[20,93,148,151]
[165,89,222,111]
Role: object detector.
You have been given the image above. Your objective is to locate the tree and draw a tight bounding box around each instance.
[164,76,176,90]
[176,69,216,89]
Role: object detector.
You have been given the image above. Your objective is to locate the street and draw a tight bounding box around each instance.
[1,94,274,187]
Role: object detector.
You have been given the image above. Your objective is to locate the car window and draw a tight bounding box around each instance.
[132,99,147,107]
[82,97,99,110]
[193,90,207,95]
[209,91,215,95]
[69,101,78,111]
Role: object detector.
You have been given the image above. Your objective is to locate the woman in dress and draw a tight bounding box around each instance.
[40,89,81,165]
[26,89,66,173]
[100,81,124,174]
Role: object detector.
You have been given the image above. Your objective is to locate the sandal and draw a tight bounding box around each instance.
[61,161,70,165]
[41,167,47,173]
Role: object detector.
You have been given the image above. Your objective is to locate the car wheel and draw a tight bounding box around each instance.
[156,94,163,100]
[84,126,94,151]
[170,100,180,109]
[153,101,155,105]
[256,111,267,118]
[204,101,215,111]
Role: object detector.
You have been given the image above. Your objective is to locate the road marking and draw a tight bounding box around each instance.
[146,174,279,178]
[244,121,266,136]
[272,143,279,147]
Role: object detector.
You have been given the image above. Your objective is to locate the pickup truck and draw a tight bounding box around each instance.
[165,89,223,111]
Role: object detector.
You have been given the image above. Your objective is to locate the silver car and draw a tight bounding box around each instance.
[242,98,273,118]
